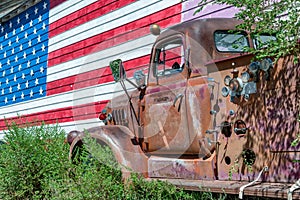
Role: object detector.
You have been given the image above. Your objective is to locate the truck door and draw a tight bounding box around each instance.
[143,34,190,155]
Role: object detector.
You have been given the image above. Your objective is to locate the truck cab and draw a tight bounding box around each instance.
[69,18,300,198]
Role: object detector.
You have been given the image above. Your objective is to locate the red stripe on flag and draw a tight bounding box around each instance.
[48,4,181,67]
[50,0,68,9]
[46,54,150,95]
[0,101,109,130]
[49,0,136,38]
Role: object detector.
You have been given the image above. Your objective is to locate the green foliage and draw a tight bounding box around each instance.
[291,115,300,147]
[194,0,300,62]
[0,122,71,199]
[0,123,221,199]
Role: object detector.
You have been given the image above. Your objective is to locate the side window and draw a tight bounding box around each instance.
[214,30,249,52]
[154,37,185,77]
[253,34,276,49]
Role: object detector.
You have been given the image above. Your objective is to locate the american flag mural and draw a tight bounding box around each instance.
[0,0,237,137]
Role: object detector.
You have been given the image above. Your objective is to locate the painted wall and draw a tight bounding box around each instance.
[0,0,237,136]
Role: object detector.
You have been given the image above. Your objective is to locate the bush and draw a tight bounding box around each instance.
[0,123,262,199]
[0,122,72,199]
[0,123,202,199]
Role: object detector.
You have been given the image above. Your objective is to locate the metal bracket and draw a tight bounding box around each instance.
[239,166,268,199]
[173,94,184,112]
[287,179,300,200]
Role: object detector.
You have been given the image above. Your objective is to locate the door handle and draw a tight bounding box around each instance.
[173,94,184,112]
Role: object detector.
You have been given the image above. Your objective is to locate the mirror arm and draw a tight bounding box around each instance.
[126,78,139,89]
[120,80,140,127]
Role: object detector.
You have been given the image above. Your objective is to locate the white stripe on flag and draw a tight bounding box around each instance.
[47,34,155,82]
[48,0,177,52]
[49,0,98,23]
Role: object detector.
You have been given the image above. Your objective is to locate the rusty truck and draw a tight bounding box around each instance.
[67,18,300,199]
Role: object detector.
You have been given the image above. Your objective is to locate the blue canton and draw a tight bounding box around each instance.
[0,0,49,107]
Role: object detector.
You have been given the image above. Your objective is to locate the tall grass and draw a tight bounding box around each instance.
[0,123,273,199]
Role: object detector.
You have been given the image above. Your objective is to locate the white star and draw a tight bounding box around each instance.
[6,78,9,84]
[17,83,21,90]
[43,2,47,9]
[36,57,40,64]
[1,89,4,95]
[13,29,16,35]
[0,44,2,50]
[17,17,20,24]
[12,95,16,102]
[9,86,12,93]
[29,20,33,27]
[16,36,19,43]
[2,70,5,77]
[19,44,23,51]
[5,33,8,39]
[41,44,45,51]
[7,59,10,65]
[38,15,42,22]
[8,40,11,46]
[37,35,41,42]
[4,97,7,104]
[13,75,17,82]
[11,48,14,54]
[32,48,35,55]
[22,73,25,79]
[33,27,37,34]
[27,60,31,67]
[18,64,22,71]
[1,27,4,33]
[40,66,44,73]
[21,24,24,31]
[39,87,43,95]
[23,52,27,59]
[30,69,34,76]
[0,62,2,68]
[35,7,38,15]
[35,78,39,85]
[3,51,6,58]
[28,40,32,47]
[25,13,29,19]
[24,32,28,38]
[9,22,12,28]
[10,67,14,73]
[42,23,46,30]
[21,92,24,99]
[25,80,29,88]
[30,90,34,97]
[15,55,18,62]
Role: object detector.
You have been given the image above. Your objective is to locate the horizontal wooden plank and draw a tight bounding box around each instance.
[149,178,300,199]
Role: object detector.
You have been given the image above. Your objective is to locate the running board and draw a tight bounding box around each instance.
[148,178,300,199]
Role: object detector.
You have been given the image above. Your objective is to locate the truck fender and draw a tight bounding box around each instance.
[69,125,148,178]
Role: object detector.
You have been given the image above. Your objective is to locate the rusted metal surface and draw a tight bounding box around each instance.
[69,126,148,178]
[209,55,300,182]
[69,18,299,197]
[148,152,216,180]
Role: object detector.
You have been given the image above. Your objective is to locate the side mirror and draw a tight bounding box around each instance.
[109,59,126,82]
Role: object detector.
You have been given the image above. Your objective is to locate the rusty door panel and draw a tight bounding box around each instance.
[185,77,213,155]
[143,74,190,154]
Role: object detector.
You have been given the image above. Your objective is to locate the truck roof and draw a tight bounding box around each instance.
[159,18,242,39]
